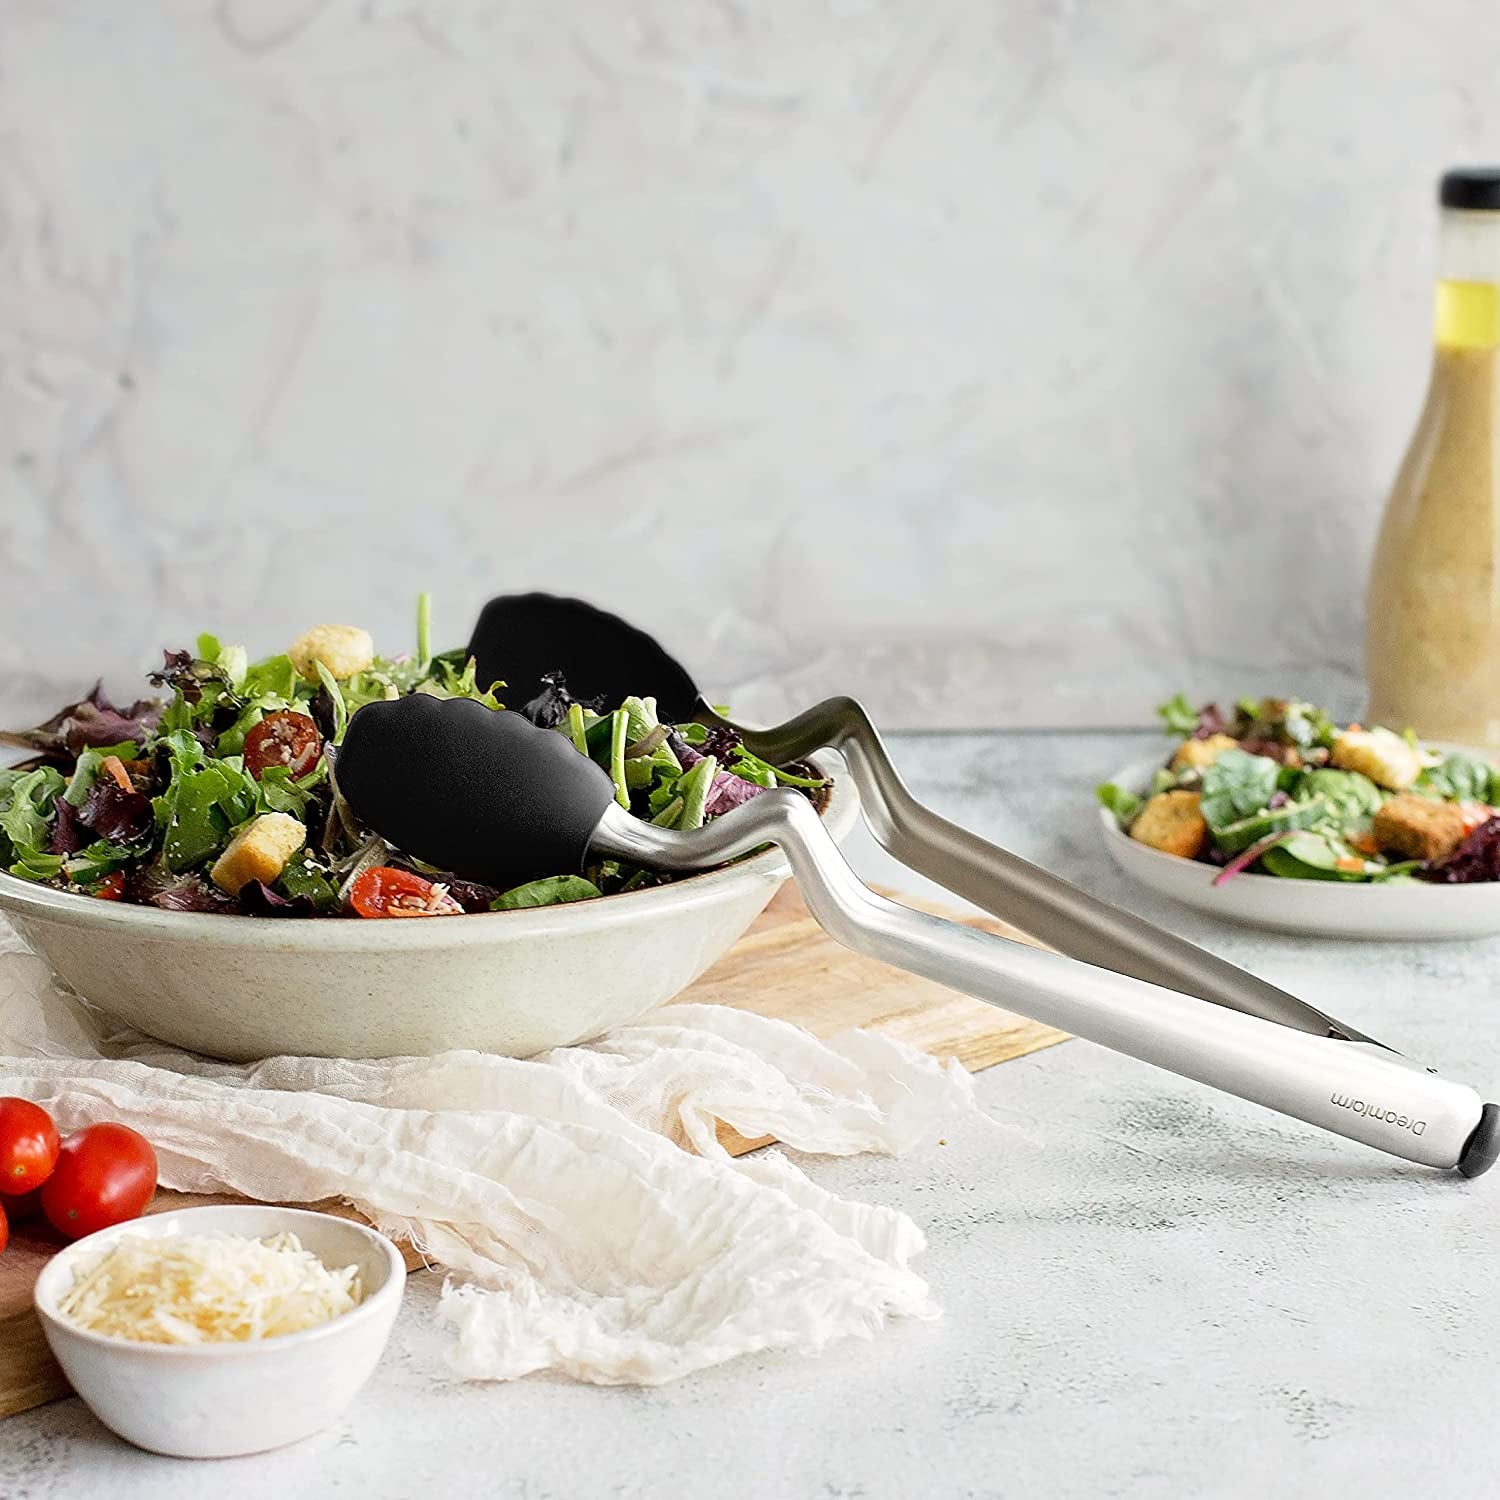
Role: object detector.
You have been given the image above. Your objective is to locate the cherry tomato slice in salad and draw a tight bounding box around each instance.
[92,871,127,901]
[349,866,464,918]
[243,710,323,781]
[0,1097,61,1196]
[40,1122,158,1240]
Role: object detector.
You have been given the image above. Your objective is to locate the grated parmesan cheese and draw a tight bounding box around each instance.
[57,1232,364,1345]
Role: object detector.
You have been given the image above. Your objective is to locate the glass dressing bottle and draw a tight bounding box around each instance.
[1367,168,1500,747]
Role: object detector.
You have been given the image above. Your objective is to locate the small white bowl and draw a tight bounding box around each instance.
[0,754,856,1061]
[33,1205,405,1458]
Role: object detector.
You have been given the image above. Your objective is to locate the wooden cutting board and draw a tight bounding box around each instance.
[0,886,1066,1418]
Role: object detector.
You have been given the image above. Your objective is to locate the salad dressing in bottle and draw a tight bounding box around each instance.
[1367,169,1500,746]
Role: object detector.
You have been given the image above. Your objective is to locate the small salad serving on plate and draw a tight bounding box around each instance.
[0,596,828,918]
[1097,695,1500,885]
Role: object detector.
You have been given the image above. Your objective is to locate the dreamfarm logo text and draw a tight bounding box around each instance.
[1331,1092,1426,1135]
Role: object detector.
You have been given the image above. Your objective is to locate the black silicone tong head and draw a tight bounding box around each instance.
[466,593,700,725]
[336,694,616,885]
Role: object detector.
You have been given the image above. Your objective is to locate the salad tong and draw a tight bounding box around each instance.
[335,694,1499,1177]
[463,594,1368,1045]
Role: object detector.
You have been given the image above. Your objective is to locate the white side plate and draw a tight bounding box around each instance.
[1099,753,1500,940]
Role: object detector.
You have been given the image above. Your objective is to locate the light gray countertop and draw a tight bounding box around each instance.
[5,730,1497,1500]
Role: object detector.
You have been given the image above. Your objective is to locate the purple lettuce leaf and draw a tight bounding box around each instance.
[127,866,239,914]
[238,880,315,917]
[665,725,741,769]
[78,777,154,845]
[703,769,767,817]
[434,876,502,913]
[309,686,339,743]
[1193,703,1229,740]
[48,799,88,855]
[1239,737,1301,766]
[146,648,230,706]
[663,729,766,816]
[0,682,165,760]
[1212,832,1294,886]
[1423,817,1500,884]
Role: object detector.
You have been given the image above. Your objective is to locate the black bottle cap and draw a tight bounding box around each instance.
[1440,168,1500,212]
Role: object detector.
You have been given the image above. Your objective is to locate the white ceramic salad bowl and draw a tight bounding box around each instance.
[1100,752,1500,940]
[0,755,855,1061]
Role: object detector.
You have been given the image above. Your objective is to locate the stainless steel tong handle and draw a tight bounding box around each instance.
[704,696,1375,1045]
[594,793,1494,1172]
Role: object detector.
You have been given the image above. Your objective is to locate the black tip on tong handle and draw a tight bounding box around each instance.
[1460,1102,1500,1178]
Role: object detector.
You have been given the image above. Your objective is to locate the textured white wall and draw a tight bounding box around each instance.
[1,1,1496,728]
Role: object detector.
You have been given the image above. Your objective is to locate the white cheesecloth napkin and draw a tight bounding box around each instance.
[0,919,975,1385]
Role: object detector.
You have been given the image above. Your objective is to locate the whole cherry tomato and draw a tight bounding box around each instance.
[243,710,322,781]
[0,1097,61,1196]
[349,866,463,918]
[41,1123,158,1240]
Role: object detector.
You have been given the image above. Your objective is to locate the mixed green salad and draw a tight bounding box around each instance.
[1098,695,1500,885]
[0,597,828,917]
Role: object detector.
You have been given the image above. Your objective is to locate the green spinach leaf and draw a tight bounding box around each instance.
[9,850,65,882]
[197,634,248,692]
[1297,768,1384,822]
[1157,693,1199,736]
[1198,750,1280,834]
[241,653,300,703]
[729,748,826,790]
[162,759,256,871]
[1281,700,1337,749]
[1210,796,1330,855]
[254,761,325,818]
[1260,831,1379,881]
[1096,783,1143,824]
[491,875,602,911]
[675,754,717,831]
[63,840,139,884]
[1417,752,1495,804]
[276,853,341,914]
